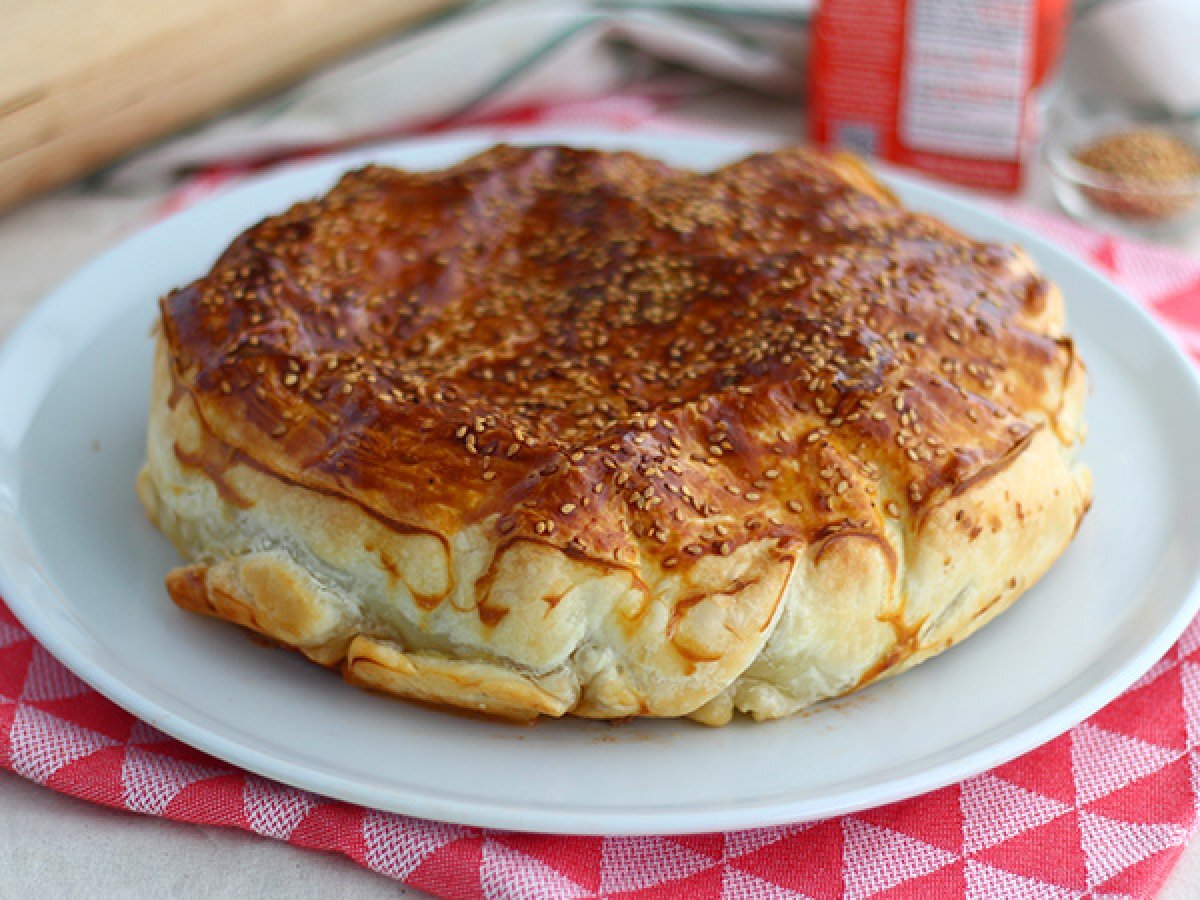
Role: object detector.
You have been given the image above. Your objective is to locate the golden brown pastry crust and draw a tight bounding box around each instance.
[138,144,1091,723]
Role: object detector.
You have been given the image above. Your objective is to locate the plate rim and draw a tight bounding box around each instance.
[3,126,1200,835]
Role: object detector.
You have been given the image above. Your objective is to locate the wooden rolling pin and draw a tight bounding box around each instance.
[0,0,459,212]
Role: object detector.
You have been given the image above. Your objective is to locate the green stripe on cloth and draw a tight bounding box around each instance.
[456,16,607,115]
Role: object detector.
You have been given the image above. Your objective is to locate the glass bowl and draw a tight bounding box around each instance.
[1044,114,1200,239]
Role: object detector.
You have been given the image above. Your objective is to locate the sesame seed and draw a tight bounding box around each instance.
[169,145,1041,574]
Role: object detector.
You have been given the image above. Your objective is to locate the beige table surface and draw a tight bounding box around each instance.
[0,160,1197,898]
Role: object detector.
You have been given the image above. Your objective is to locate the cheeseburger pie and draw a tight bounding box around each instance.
[138,144,1090,724]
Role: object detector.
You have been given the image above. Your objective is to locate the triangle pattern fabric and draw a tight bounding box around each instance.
[671,833,724,861]
[164,773,249,827]
[607,866,725,900]
[599,835,720,894]
[494,833,605,894]
[18,645,87,703]
[480,838,593,900]
[0,619,27,649]
[1099,844,1180,900]
[1179,661,1200,749]
[859,785,963,853]
[362,811,468,881]
[1087,668,1187,752]
[127,718,171,747]
[721,866,816,900]
[1192,749,1200,819]
[961,773,1071,853]
[724,823,809,860]
[1155,288,1200,337]
[0,639,35,703]
[0,699,14,767]
[8,703,118,784]
[1114,241,1200,306]
[726,818,844,900]
[45,744,127,809]
[842,818,957,899]
[1128,652,1180,692]
[1072,724,1178,806]
[971,810,1088,891]
[405,835,485,900]
[1093,846,1184,897]
[243,776,320,840]
[1080,811,1189,888]
[1177,326,1200,365]
[1091,235,1119,275]
[121,744,227,816]
[963,860,1078,900]
[990,736,1077,806]
[869,858,965,899]
[28,690,135,744]
[286,802,366,859]
[1085,755,1195,828]
[1177,620,1200,661]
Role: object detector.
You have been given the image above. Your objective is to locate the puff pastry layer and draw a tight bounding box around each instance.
[138,145,1091,724]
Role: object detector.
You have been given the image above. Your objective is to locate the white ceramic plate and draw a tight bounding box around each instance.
[3,130,1200,836]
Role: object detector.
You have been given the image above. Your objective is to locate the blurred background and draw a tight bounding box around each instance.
[3,0,1198,237]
